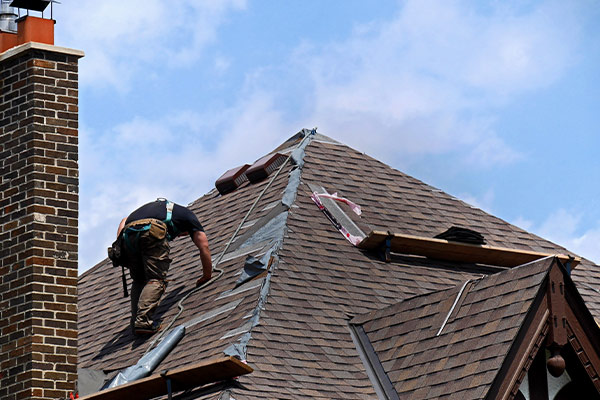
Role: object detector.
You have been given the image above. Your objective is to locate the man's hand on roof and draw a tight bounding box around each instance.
[191,231,213,286]
[196,275,211,287]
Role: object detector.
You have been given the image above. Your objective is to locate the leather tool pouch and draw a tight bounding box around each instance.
[149,220,167,240]
[108,234,125,266]
[107,234,129,297]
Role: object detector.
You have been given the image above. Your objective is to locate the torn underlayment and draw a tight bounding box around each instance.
[281,128,313,207]
[235,247,276,287]
[223,264,274,362]
[99,130,317,390]
[234,209,289,252]
[224,129,316,361]
[104,326,185,389]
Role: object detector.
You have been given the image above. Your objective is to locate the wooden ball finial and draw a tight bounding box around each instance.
[547,349,566,377]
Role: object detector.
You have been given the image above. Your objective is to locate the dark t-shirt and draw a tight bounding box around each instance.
[126,200,204,238]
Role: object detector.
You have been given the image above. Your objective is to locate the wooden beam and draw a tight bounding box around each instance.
[547,266,568,347]
[79,357,253,400]
[358,231,580,269]
[496,307,550,400]
[565,307,600,393]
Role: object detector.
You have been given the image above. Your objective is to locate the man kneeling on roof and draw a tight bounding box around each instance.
[115,198,213,336]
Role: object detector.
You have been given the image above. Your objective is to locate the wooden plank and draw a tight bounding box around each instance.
[357,230,390,250]
[358,231,580,268]
[79,357,253,400]
[493,306,550,400]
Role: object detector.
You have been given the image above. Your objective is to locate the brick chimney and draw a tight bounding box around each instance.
[0,6,84,399]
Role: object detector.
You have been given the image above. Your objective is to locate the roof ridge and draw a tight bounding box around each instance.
[300,136,581,259]
[221,129,317,362]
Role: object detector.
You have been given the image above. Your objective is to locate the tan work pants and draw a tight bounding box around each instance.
[123,219,171,330]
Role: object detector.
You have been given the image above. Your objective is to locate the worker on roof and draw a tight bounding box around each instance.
[115,198,212,336]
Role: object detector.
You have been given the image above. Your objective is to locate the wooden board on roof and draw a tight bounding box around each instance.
[79,356,252,400]
[358,230,580,269]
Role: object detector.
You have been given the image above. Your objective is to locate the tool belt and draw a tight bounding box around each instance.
[108,219,167,298]
[122,218,168,255]
[108,200,175,298]
[108,232,128,298]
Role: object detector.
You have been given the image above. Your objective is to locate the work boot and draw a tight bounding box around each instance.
[133,279,166,331]
[133,322,162,336]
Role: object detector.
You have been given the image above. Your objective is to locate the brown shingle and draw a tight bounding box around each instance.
[353,257,552,400]
[78,133,600,399]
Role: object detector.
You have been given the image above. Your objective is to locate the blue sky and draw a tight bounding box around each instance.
[51,0,600,272]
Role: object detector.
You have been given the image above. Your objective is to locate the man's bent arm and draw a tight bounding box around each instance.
[117,217,127,237]
[192,231,213,285]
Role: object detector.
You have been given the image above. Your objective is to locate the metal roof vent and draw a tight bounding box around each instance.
[215,164,250,195]
[434,226,485,245]
[10,0,53,15]
[245,153,286,183]
[0,0,55,52]
[0,0,17,32]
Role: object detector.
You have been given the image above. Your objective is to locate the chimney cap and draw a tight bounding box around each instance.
[10,0,51,12]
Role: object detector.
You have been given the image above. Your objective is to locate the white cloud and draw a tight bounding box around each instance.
[214,56,232,75]
[386,0,578,95]
[76,0,589,271]
[289,0,581,167]
[78,91,290,270]
[571,229,600,265]
[467,133,522,167]
[518,209,600,264]
[56,0,246,89]
[459,189,496,214]
[511,216,534,232]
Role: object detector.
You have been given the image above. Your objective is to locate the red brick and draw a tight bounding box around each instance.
[32,60,55,69]
[1,47,80,398]
[25,257,54,267]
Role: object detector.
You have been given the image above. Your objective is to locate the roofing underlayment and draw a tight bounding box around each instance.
[78,130,600,399]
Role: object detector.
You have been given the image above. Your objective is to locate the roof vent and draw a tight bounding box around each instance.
[10,0,52,14]
[0,0,55,52]
[245,153,286,183]
[215,164,250,195]
[434,226,485,245]
[0,1,17,32]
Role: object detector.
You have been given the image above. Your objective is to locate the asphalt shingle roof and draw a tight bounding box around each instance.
[352,257,553,400]
[78,131,600,399]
